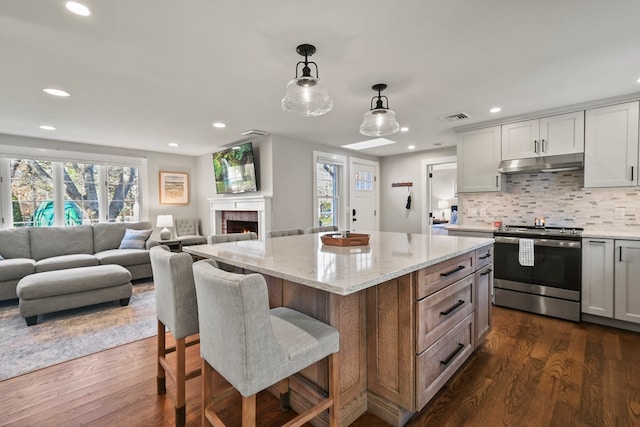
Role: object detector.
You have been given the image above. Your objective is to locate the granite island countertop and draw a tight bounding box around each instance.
[184,231,494,296]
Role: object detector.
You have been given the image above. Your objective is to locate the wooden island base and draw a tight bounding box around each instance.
[259,245,493,427]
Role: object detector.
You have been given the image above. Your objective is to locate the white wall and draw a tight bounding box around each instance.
[380,147,456,233]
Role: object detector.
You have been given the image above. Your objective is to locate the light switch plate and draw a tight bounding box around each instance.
[615,208,625,219]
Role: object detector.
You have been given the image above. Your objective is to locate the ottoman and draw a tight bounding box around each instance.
[17,265,133,326]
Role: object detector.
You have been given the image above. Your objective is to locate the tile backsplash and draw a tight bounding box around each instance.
[459,171,639,231]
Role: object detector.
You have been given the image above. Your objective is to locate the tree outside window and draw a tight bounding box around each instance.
[9,159,140,227]
[316,163,338,227]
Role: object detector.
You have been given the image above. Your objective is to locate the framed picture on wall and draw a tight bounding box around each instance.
[159,171,189,205]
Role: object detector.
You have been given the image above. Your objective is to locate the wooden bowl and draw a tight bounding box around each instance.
[320,233,370,247]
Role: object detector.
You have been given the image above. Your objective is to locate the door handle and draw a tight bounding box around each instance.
[534,140,539,153]
[352,208,356,216]
[541,139,546,153]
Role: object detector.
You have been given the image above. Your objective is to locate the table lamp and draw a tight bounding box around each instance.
[156,214,174,240]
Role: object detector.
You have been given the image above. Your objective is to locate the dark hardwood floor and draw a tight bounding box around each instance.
[1,306,639,426]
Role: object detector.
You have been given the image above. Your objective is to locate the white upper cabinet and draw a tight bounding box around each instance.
[501,112,585,160]
[457,126,502,193]
[584,101,639,188]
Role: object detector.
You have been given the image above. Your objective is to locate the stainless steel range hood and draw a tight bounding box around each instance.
[498,153,584,174]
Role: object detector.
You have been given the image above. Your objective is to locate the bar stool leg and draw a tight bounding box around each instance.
[242,394,257,427]
[176,337,186,427]
[157,320,166,394]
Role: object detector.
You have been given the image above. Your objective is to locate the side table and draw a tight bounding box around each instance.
[158,239,182,253]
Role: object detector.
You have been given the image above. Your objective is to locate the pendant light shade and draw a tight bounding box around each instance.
[359,83,400,137]
[281,44,333,117]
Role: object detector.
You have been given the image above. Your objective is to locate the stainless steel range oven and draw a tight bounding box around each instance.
[493,225,583,322]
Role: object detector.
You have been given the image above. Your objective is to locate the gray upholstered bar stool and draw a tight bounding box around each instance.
[192,260,340,427]
[307,225,339,233]
[149,245,205,427]
[207,232,257,272]
[267,228,304,238]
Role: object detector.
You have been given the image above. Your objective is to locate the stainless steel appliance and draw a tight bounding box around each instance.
[493,225,583,322]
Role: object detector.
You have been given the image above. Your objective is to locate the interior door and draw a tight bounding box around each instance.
[349,160,378,232]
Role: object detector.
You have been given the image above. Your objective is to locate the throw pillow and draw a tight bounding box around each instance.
[118,229,153,250]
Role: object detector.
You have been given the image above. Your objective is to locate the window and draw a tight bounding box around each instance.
[355,170,373,191]
[2,152,144,228]
[313,151,346,229]
[10,160,54,227]
[317,163,338,227]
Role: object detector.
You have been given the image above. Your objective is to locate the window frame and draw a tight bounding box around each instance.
[0,146,147,228]
[313,151,347,230]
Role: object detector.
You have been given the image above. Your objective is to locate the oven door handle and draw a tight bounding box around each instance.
[494,235,581,249]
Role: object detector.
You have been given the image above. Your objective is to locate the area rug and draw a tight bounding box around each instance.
[0,280,157,381]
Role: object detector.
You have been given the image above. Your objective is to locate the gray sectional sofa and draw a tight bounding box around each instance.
[0,221,156,302]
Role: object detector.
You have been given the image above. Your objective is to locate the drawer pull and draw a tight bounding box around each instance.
[479,253,491,260]
[440,299,465,316]
[440,343,465,366]
[480,268,493,276]
[440,265,465,277]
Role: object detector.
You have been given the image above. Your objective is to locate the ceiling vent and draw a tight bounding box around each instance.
[241,129,270,136]
[438,112,471,123]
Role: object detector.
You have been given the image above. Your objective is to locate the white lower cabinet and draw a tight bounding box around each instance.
[582,238,640,324]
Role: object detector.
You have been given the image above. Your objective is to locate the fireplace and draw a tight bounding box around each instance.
[209,196,270,241]
[227,220,259,235]
[221,210,259,235]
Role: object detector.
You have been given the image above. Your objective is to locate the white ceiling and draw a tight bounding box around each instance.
[1,0,639,157]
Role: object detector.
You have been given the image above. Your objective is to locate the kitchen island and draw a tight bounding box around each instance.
[185,231,494,427]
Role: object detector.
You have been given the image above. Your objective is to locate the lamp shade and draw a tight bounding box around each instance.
[281,76,333,116]
[359,108,400,137]
[156,214,174,240]
[437,200,450,209]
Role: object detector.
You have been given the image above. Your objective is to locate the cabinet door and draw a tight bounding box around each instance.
[581,239,614,317]
[584,101,639,188]
[501,119,539,160]
[539,111,585,156]
[614,240,640,324]
[474,264,492,347]
[457,126,502,193]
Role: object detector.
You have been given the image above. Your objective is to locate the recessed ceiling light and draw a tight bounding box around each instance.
[65,1,91,16]
[400,127,409,132]
[43,88,70,97]
[168,142,179,147]
[342,137,397,151]
[490,107,501,113]
[212,122,226,128]
[40,125,56,130]
[408,145,415,150]
[637,77,640,83]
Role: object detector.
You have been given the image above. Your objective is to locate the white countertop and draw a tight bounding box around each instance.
[445,224,498,233]
[582,229,640,240]
[184,231,494,296]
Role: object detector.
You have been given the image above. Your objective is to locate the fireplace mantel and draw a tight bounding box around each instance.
[209,196,271,240]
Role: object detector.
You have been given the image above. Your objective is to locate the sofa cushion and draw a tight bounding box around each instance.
[94,249,150,267]
[0,227,32,259]
[0,258,36,280]
[118,229,152,249]
[34,254,99,273]
[29,225,94,261]
[93,221,153,252]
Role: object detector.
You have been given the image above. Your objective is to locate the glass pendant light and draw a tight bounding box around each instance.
[281,44,333,117]
[359,83,400,137]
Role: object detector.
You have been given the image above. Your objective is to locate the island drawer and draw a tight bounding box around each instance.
[416,251,474,299]
[416,274,474,353]
[475,245,493,270]
[416,313,474,410]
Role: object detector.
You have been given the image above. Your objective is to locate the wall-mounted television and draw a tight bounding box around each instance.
[212,141,258,194]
